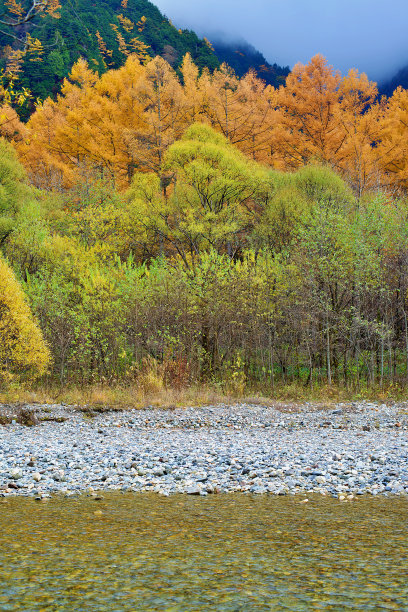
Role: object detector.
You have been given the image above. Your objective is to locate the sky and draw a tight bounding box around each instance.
[153,0,408,83]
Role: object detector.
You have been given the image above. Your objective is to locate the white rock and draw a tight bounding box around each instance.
[10,468,23,480]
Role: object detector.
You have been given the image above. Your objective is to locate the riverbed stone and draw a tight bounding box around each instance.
[0,401,407,498]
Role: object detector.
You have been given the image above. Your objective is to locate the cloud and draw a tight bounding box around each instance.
[153,0,408,82]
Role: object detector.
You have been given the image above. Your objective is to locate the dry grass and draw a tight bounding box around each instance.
[0,384,234,411]
[0,406,38,426]
[0,380,407,412]
[246,382,408,405]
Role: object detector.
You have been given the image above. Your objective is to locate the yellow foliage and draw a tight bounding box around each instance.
[117,13,134,32]
[0,104,27,141]
[16,52,407,195]
[0,255,51,382]
[128,38,151,63]
[20,56,146,189]
[25,35,45,62]
[136,15,146,32]
[138,357,164,393]
[110,23,129,56]
[5,0,24,17]
[95,31,113,65]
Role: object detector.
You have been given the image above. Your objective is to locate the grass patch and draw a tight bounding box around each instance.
[0,380,407,413]
[0,406,38,426]
[0,384,234,412]
[38,415,68,423]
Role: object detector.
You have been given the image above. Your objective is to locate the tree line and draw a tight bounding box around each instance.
[2,53,408,195]
[2,53,408,393]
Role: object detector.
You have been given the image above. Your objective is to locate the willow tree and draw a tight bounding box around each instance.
[162,123,269,263]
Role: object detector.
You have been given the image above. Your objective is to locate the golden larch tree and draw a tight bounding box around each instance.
[0,255,51,382]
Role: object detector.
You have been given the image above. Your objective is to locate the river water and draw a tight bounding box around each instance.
[0,493,406,610]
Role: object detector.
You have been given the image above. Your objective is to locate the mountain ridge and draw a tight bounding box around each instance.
[379,64,408,96]
[211,38,289,88]
[0,0,289,116]
[0,0,219,110]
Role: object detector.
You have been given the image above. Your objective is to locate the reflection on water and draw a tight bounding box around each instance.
[0,493,406,610]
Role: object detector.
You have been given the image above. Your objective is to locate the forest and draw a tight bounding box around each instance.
[0,0,289,116]
[2,2,408,399]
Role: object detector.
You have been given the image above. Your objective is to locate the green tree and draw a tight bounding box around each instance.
[127,123,269,266]
[0,137,36,245]
[292,165,355,211]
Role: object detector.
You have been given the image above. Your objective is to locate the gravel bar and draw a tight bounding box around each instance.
[1,402,407,499]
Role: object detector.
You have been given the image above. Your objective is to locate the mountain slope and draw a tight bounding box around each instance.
[211,39,289,88]
[380,64,408,96]
[0,0,219,108]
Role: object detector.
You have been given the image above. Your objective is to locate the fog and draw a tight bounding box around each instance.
[153,0,408,82]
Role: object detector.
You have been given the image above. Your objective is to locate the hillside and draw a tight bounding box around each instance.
[380,64,408,96]
[212,39,289,88]
[0,0,219,110]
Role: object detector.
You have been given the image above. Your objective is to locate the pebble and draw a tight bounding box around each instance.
[0,402,407,498]
[9,468,23,480]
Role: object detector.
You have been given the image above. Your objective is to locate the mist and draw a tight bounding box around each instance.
[153,0,408,82]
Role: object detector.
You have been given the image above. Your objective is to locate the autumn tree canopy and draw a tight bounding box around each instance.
[0,253,51,383]
[12,52,408,197]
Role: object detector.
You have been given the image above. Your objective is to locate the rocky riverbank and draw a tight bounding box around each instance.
[0,402,407,498]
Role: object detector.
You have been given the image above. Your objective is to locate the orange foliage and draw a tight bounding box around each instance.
[19,57,146,189]
[15,52,408,196]
[379,87,408,192]
[272,55,344,168]
[269,55,397,193]
[0,104,27,142]
[204,64,277,163]
[4,0,24,17]
[124,56,186,174]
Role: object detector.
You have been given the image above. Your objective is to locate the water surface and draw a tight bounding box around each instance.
[0,493,407,610]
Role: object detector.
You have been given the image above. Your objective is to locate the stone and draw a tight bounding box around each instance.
[0,401,405,500]
[9,468,23,480]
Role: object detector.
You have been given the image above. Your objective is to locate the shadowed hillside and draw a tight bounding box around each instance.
[212,39,289,87]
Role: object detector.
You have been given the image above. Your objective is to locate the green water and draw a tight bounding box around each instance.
[0,494,407,611]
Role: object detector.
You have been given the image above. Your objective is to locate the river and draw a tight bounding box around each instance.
[0,493,406,610]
